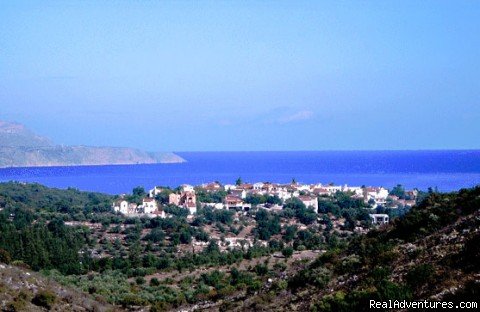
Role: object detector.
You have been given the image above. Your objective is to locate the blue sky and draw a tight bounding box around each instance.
[1,1,479,151]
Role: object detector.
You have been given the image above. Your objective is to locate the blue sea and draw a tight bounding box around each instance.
[0,151,479,194]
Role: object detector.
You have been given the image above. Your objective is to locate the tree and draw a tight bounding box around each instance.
[282,247,294,258]
[132,186,146,197]
[390,184,406,198]
[235,177,243,186]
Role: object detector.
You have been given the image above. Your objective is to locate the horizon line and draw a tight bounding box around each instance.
[172,149,480,153]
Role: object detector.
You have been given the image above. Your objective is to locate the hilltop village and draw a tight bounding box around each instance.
[114,180,417,226]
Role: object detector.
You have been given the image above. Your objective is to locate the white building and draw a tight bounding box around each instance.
[149,186,164,198]
[298,195,319,213]
[113,200,129,214]
[142,198,158,214]
[253,182,264,190]
[203,202,225,210]
[369,214,389,225]
[344,186,364,196]
[224,184,237,191]
[181,184,195,192]
[230,189,247,199]
[364,187,389,205]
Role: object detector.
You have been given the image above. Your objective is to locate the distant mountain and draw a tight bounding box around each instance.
[0,121,53,147]
[0,121,185,168]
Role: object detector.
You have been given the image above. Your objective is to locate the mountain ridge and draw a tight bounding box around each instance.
[0,120,185,167]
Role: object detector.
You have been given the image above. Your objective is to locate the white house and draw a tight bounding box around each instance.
[113,200,129,214]
[369,214,389,225]
[186,201,197,215]
[142,198,158,214]
[230,189,247,199]
[344,186,364,196]
[364,187,389,205]
[253,182,264,190]
[203,202,225,210]
[324,185,343,194]
[298,195,319,213]
[274,189,291,201]
[181,184,195,192]
[224,184,237,191]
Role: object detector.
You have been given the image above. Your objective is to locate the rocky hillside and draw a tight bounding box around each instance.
[0,121,185,167]
[233,187,480,311]
[0,263,117,311]
[0,121,53,147]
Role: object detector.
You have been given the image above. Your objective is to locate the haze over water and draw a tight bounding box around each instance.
[1,151,479,194]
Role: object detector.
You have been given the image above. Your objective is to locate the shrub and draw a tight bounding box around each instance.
[32,290,57,310]
[282,247,294,258]
[150,277,160,286]
[406,264,435,290]
[0,248,11,264]
[254,263,269,276]
[11,260,31,270]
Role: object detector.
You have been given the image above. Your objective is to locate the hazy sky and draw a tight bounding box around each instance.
[1,1,479,151]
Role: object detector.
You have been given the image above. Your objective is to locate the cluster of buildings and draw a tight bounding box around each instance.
[113,197,165,218]
[113,181,418,226]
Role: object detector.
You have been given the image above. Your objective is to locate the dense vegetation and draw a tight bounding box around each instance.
[1,181,477,311]
[0,183,113,274]
[241,186,480,311]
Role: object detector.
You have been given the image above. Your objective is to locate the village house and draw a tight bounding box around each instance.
[344,186,364,196]
[369,213,390,225]
[148,186,164,198]
[224,195,251,210]
[237,183,254,191]
[168,193,181,206]
[200,182,223,192]
[168,190,198,214]
[272,189,291,201]
[298,195,319,213]
[230,188,247,199]
[142,198,158,214]
[223,184,236,191]
[202,202,224,209]
[363,187,389,205]
[127,203,138,214]
[113,198,165,218]
[312,187,330,196]
[324,185,343,194]
[181,184,195,192]
[253,182,264,190]
[113,199,129,214]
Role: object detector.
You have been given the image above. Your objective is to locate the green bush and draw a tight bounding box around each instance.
[0,248,11,264]
[150,277,160,286]
[32,290,56,310]
[406,264,435,290]
[282,247,294,258]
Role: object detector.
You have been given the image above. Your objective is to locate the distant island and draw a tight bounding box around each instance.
[0,120,185,168]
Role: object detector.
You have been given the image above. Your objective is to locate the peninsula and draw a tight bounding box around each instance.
[0,120,185,168]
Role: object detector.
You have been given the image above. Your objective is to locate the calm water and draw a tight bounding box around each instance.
[0,151,479,194]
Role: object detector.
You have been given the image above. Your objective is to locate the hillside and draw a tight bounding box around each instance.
[0,120,185,167]
[235,187,480,311]
[0,121,53,147]
[0,263,117,312]
[1,182,478,311]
